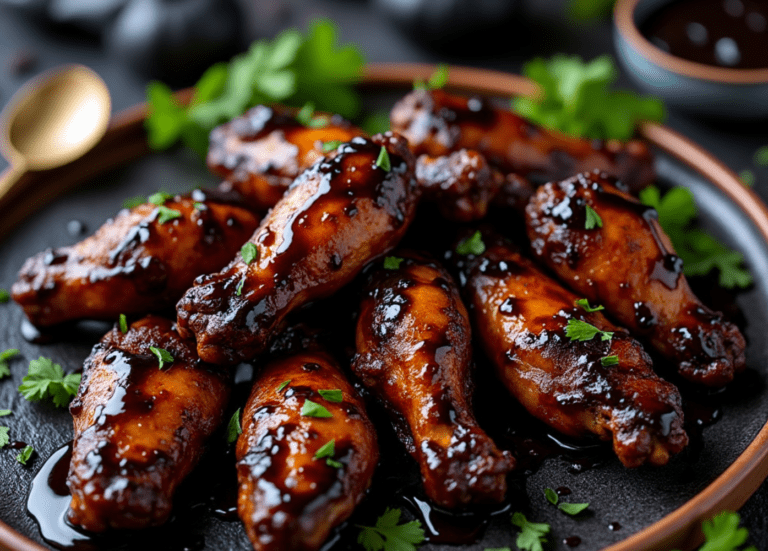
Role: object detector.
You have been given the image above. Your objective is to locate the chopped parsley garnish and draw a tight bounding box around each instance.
[565,319,613,342]
[0,426,8,448]
[277,379,291,392]
[0,349,19,380]
[241,242,258,265]
[148,191,173,206]
[16,445,34,466]
[18,357,80,408]
[512,55,665,141]
[739,170,755,188]
[236,278,246,297]
[414,64,449,90]
[601,355,619,366]
[754,145,768,166]
[226,408,242,444]
[456,230,486,256]
[383,256,404,270]
[357,507,425,551]
[156,205,182,224]
[575,298,604,312]
[296,102,315,126]
[123,196,145,209]
[672,511,756,551]
[0,409,10,416]
[0,289,9,303]
[313,439,342,468]
[544,487,558,505]
[543,487,589,515]
[145,20,364,157]
[361,111,391,135]
[322,140,343,153]
[639,185,752,289]
[119,314,128,334]
[318,389,343,403]
[149,347,174,370]
[511,512,550,551]
[193,202,207,210]
[584,205,603,229]
[301,399,332,418]
[376,146,391,172]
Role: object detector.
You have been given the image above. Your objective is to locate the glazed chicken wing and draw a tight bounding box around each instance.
[208,105,364,211]
[237,349,378,551]
[464,234,688,467]
[12,194,259,328]
[177,133,419,365]
[353,252,514,507]
[525,171,746,387]
[391,89,655,193]
[67,315,230,532]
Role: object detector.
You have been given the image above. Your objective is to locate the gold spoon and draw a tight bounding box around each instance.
[0,64,111,202]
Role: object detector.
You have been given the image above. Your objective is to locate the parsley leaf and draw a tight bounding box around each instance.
[601,355,619,366]
[241,242,258,265]
[754,146,768,167]
[322,140,343,153]
[296,102,315,125]
[585,205,603,229]
[415,64,449,90]
[739,170,755,188]
[314,438,342,467]
[0,289,9,303]
[148,191,173,206]
[0,426,8,448]
[383,256,404,270]
[456,231,486,256]
[301,399,332,418]
[558,502,590,516]
[123,196,145,209]
[575,298,604,312]
[544,487,559,505]
[277,380,291,392]
[639,185,752,289]
[361,111,391,135]
[376,146,391,171]
[226,408,242,444]
[194,202,206,210]
[513,55,664,141]
[19,357,80,408]
[119,314,128,334]
[149,347,174,370]
[0,348,19,379]
[677,511,757,551]
[156,205,182,224]
[511,512,550,551]
[318,389,343,403]
[0,409,10,416]
[357,508,425,551]
[565,319,613,342]
[16,445,34,465]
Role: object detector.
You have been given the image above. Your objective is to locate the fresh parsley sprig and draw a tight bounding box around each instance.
[544,487,590,516]
[414,64,449,91]
[639,185,752,289]
[565,319,613,342]
[150,347,174,370]
[0,349,19,379]
[673,511,756,551]
[145,19,364,158]
[0,426,8,448]
[16,445,34,466]
[357,508,425,551]
[513,55,665,141]
[456,231,486,256]
[226,408,242,444]
[18,357,80,408]
[0,289,9,303]
[511,512,550,551]
[383,256,404,270]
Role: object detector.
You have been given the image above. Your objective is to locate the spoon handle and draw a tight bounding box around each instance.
[0,163,26,205]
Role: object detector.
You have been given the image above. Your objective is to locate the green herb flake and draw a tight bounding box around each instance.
[512,54,665,141]
[307,115,330,129]
[156,205,182,224]
[0,289,9,303]
[565,319,613,342]
[675,510,756,551]
[601,355,619,367]
[427,64,449,89]
[544,487,559,505]
[123,196,145,209]
[575,298,604,312]
[754,146,768,167]
[19,357,81,408]
[456,231,486,256]
[376,146,391,172]
[149,347,174,370]
[318,389,343,403]
[314,439,343,467]
[301,399,333,418]
[236,277,246,297]
[0,349,19,380]
[0,409,10,417]
[0,426,8,448]
[296,102,315,126]
[639,185,753,289]
[361,111,391,135]
[739,170,755,188]
[148,191,173,206]
[194,202,207,210]
[226,408,242,444]
[511,512,550,551]
[383,256,404,270]
[558,502,590,516]
[567,0,617,21]
[357,507,425,551]
[119,314,128,335]
[16,445,34,466]
[585,205,603,229]
[322,140,343,153]
[241,242,258,265]
[277,379,291,392]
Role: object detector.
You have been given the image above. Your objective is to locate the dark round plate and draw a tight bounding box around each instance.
[1,64,767,551]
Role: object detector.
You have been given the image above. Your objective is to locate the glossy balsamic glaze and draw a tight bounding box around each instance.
[642,0,768,69]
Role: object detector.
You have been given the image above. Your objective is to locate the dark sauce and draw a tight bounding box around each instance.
[642,0,768,69]
[564,536,582,547]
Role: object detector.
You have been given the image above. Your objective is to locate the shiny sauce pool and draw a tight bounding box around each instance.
[641,0,768,69]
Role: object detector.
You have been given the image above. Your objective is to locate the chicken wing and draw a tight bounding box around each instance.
[463,233,688,467]
[525,171,746,387]
[237,349,377,551]
[208,105,364,211]
[12,194,259,328]
[390,89,655,193]
[67,315,230,532]
[353,251,513,507]
[176,133,419,365]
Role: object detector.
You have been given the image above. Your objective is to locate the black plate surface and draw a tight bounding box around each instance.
[1,138,768,551]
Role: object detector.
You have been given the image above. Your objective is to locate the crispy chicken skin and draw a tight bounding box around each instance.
[464,235,688,467]
[237,349,378,551]
[353,251,514,507]
[208,105,364,211]
[177,133,419,365]
[525,171,746,387]
[67,315,230,532]
[390,89,655,194]
[12,195,259,328]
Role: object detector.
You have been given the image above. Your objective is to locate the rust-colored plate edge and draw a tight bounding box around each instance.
[1,62,768,551]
